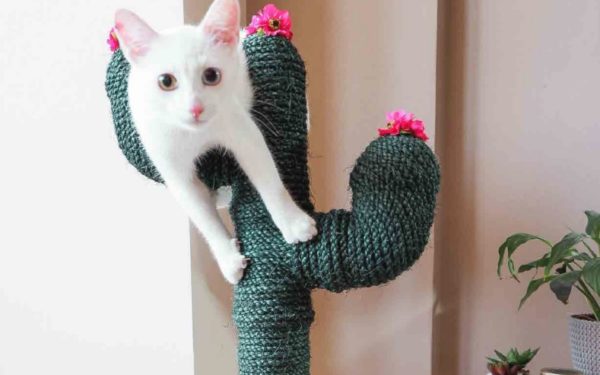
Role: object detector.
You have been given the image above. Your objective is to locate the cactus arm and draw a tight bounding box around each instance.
[291,135,440,292]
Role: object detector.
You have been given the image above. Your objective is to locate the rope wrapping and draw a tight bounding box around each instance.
[105,33,440,375]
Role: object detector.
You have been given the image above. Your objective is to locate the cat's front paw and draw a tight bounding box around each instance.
[217,240,249,285]
[279,211,318,244]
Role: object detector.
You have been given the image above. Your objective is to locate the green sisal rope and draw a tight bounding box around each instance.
[105,34,440,375]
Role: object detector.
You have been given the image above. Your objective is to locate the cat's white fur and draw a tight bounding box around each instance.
[115,0,317,284]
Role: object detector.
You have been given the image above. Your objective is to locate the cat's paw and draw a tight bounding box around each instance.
[279,211,318,244]
[217,240,249,285]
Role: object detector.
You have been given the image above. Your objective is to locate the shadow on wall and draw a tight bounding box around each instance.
[432,0,475,374]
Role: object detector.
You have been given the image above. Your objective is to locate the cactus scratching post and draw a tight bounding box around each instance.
[105,32,440,374]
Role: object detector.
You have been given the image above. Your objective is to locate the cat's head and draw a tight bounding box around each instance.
[114,0,244,130]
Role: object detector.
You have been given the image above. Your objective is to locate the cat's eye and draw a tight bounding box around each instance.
[158,73,178,91]
[202,67,222,86]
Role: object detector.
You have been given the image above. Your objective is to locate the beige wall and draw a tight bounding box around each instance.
[434,1,600,374]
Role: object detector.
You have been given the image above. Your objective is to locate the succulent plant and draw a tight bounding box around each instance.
[487,347,540,375]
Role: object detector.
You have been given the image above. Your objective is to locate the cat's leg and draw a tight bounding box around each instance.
[223,113,317,244]
[165,173,248,284]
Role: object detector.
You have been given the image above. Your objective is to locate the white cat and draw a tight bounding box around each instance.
[114,0,317,284]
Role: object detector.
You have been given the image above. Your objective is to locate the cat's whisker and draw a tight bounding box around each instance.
[253,99,286,113]
[251,109,281,137]
[253,115,280,138]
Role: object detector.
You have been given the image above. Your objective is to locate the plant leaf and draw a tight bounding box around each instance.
[498,233,548,278]
[544,232,587,276]
[574,252,592,262]
[494,350,508,362]
[486,357,500,365]
[582,258,600,295]
[518,255,550,273]
[516,347,539,365]
[519,277,555,309]
[585,210,600,241]
[549,271,582,304]
[507,259,519,282]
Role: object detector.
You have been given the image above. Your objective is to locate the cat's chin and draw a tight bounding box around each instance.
[179,118,210,130]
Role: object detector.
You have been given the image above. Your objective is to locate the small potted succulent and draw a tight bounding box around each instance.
[487,347,539,375]
[497,211,600,374]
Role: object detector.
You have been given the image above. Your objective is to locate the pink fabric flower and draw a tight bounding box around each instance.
[107,28,120,52]
[245,4,293,40]
[378,109,429,141]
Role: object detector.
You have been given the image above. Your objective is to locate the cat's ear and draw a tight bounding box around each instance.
[114,9,158,62]
[201,0,240,46]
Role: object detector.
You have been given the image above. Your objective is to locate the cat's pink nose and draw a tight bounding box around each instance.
[190,105,204,120]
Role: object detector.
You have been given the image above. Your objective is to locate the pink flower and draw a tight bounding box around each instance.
[107,28,120,52]
[410,119,429,141]
[245,4,293,40]
[378,109,429,141]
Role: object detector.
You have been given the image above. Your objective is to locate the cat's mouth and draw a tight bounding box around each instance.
[182,115,212,129]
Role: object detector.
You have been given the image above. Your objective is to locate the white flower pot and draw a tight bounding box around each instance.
[569,315,600,375]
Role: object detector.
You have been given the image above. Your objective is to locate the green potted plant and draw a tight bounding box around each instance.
[497,210,600,374]
[486,347,539,375]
